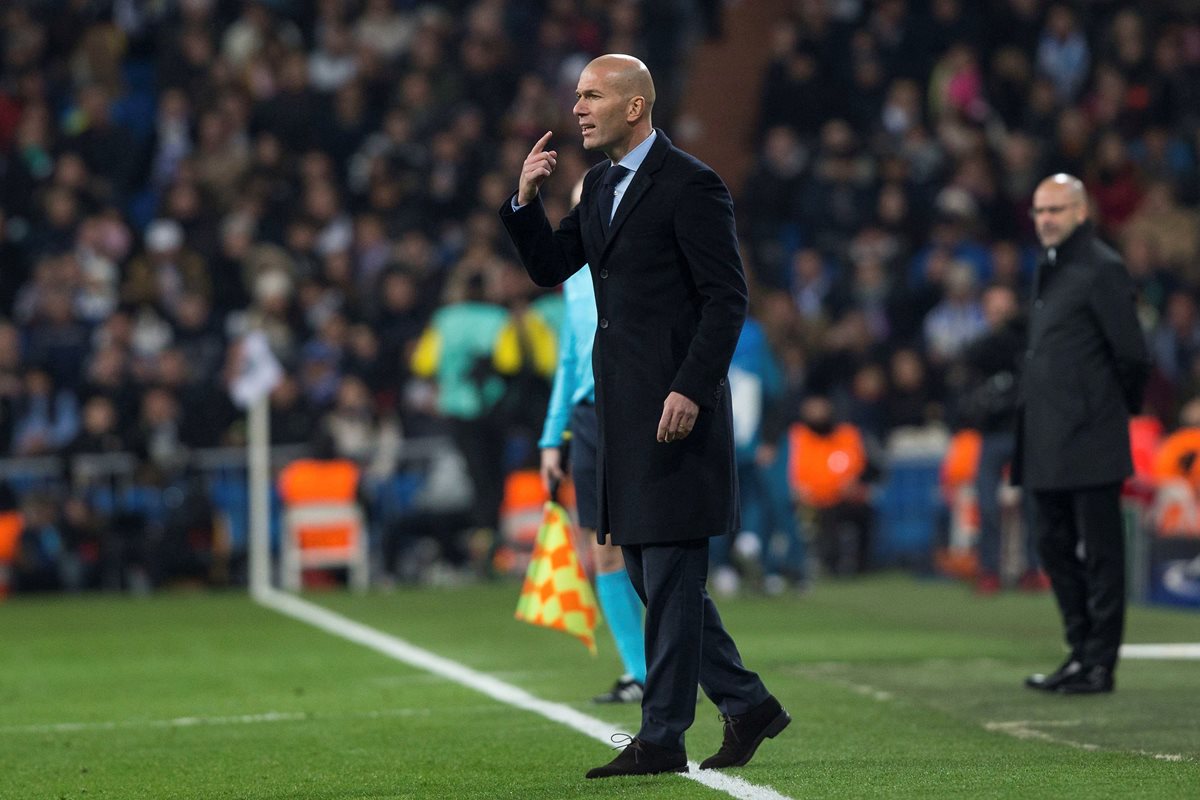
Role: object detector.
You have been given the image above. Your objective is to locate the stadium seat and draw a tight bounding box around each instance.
[277,459,368,592]
[0,509,22,599]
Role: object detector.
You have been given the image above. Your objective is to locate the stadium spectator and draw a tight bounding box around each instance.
[410,267,510,574]
[10,366,80,457]
[724,315,808,595]
[1037,4,1091,104]
[12,492,68,593]
[789,394,875,576]
[23,282,90,391]
[1121,180,1200,278]
[66,395,127,460]
[122,219,211,317]
[923,260,987,365]
[321,374,402,482]
[954,284,1042,593]
[128,385,188,479]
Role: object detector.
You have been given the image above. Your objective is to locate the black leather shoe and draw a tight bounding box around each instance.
[1024,658,1082,691]
[1056,665,1114,695]
[699,695,791,770]
[585,736,688,779]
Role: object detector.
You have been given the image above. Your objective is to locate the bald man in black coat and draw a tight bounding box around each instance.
[1015,174,1150,695]
[501,54,789,778]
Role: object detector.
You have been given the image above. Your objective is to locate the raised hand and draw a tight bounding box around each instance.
[518,131,557,206]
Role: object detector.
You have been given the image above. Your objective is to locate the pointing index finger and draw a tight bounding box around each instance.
[529,131,553,157]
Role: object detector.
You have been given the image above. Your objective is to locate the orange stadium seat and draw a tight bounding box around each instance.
[277,459,368,591]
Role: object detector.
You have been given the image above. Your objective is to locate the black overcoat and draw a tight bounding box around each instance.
[500,130,747,544]
[1012,221,1150,491]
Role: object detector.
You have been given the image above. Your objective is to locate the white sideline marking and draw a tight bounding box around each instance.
[0,707,447,736]
[255,587,796,800]
[984,720,1101,752]
[795,664,1194,762]
[984,721,1191,762]
[791,667,892,703]
[839,681,892,702]
[1120,643,1200,660]
[5,711,309,734]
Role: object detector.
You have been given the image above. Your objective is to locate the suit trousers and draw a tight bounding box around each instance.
[621,538,769,751]
[1031,483,1126,670]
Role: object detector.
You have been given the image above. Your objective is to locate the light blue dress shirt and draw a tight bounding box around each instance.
[604,130,656,220]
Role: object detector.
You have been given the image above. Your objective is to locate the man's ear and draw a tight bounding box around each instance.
[627,96,645,122]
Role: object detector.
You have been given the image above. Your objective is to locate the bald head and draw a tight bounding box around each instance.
[1035,173,1086,203]
[574,54,655,160]
[1032,173,1088,248]
[586,54,657,110]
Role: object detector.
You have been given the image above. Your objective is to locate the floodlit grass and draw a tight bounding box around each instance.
[2,574,1197,799]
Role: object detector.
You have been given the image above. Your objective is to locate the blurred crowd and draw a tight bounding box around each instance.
[0,0,716,592]
[1,0,1199,594]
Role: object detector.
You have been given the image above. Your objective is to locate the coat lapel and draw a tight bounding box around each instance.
[605,173,650,244]
[599,130,671,256]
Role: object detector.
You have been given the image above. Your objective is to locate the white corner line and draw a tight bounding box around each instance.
[985,720,1102,752]
[1120,643,1200,660]
[984,721,1191,762]
[254,587,796,800]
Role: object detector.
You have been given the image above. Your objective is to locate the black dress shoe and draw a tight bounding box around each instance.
[1056,665,1114,695]
[699,695,791,770]
[1024,658,1082,691]
[585,736,688,779]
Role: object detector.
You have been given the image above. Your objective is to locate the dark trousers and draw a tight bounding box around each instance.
[1031,483,1126,670]
[621,538,769,751]
[976,432,1039,577]
[450,416,506,531]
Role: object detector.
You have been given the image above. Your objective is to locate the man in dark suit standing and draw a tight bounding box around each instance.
[500,54,789,778]
[1015,174,1150,695]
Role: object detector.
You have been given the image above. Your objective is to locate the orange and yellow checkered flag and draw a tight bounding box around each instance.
[515,500,600,654]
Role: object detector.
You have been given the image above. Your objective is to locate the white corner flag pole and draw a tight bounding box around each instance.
[229,330,283,600]
[248,392,271,599]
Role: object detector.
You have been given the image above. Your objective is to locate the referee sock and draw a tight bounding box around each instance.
[595,569,647,684]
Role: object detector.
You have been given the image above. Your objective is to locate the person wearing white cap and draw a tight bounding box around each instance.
[121,219,210,318]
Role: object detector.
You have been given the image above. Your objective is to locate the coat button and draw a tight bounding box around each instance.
[718,377,726,385]
[599,318,609,329]
[1034,299,1044,309]
[599,268,609,279]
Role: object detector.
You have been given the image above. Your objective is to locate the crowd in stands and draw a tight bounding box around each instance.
[2,0,1200,595]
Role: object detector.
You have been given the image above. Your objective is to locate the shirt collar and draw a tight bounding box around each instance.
[613,130,657,174]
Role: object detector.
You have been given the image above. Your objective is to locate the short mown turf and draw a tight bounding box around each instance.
[2,574,1197,799]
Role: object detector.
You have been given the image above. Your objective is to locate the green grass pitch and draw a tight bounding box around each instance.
[2,575,1197,799]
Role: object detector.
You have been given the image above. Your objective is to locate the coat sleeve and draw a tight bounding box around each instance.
[669,168,749,407]
[1089,254,1150,412]
[499,191,588,289]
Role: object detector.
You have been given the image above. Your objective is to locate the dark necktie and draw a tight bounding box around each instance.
[599,164,630,232]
